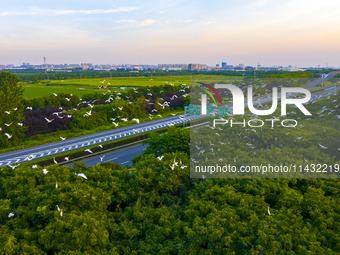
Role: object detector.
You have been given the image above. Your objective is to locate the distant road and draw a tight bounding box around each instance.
[67,143,148,167]
[304,71,339,89]
[0,114,204,166]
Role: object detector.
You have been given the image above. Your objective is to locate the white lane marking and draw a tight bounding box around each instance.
[69,147,72,150]
[55,150,58,153]
[47,152,51,155]
[121,161,129,165]
[75,145,78,148]
[7,161,11,165]
[81,144,84,147]
[62,148,65,152]
[0,163,2,166]
[15,159,20,163]
[106,157,117,162]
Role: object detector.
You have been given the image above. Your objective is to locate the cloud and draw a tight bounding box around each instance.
[0,7,138,16]
[114,19,156,26]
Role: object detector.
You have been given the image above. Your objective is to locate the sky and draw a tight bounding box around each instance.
[1,0,340,67]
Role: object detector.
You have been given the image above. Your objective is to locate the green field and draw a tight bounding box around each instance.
[22,75,243,99]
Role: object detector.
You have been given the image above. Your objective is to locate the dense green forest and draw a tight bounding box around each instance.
[1,90,340,254]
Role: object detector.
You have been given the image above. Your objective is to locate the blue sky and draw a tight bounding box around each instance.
[1,0,340,67]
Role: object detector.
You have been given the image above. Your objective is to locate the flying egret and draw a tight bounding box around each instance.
[42,169,48,174]
[5,133,12,139]
[60,137,66,140]
[319,144,328,149]
[45,117,54,123]
[267,207,271,215]
[76,173,88,179]
[53,157,58,164]
[8,212,14,218]
[132,118,139,123]
[100,155,105,162]
[56,181,58,188]
[65,157,69,161]
[157,156,164,160]
[85,149,93,154]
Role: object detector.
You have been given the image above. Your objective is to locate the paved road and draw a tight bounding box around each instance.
[67,143,148,167]
[304,71,339,89]
[0,114,204,166]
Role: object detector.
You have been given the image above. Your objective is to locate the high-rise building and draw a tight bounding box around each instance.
[222,62,227,69]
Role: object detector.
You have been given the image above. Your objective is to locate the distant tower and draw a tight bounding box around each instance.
[44,57,46,74]
[44,57,49,81]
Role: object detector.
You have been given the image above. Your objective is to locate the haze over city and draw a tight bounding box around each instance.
[1,0,340,67]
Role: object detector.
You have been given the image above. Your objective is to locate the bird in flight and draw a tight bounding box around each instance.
[157,156,164,160]
[65,157,69,161]
[45,117,54,123]
[4,111,11,114]
[8,212,14,218]
[267,207,271,215]
[132,118,139,123]
[5,123,12,126]
[319,144,328,149]
[85,149,93,154]
[8,164,20,169]
[100,155,105,162]
[99,144,103,148]
[42,169,48,174]
[60,137,66,140]
[112,122,118,127]
[76,173,88,179]
[5,133,12,139]
[53,157,58,164]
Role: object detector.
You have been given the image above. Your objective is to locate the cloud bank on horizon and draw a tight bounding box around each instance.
[0,0,339,67]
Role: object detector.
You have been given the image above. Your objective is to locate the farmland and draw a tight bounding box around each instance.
[21,75,242,99]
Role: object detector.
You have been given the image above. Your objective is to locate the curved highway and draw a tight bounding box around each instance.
[0,114,204,166]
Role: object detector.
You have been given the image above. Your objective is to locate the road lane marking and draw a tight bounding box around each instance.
[121,161,129,165]
[106,157,117,162]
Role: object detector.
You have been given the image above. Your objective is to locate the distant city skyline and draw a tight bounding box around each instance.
[1,0,340,66]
